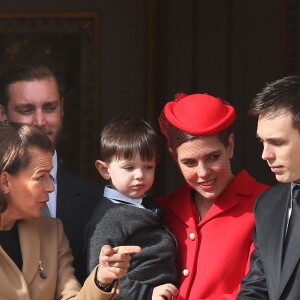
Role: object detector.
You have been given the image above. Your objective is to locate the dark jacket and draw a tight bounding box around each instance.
[86,196,179,300]
[56,165,100,284]
[238,183,300,300]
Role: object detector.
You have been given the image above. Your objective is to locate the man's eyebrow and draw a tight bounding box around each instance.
[14,103,34,108]
[14,100,58,108]
[257,135,284,143]
[43,100,59,104]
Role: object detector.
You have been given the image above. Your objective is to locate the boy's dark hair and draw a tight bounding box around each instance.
[250,75,300,132]
[100,115,162,163]
[0,62,62,108]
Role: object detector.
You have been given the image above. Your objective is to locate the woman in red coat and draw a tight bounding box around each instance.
[157,93,269,300]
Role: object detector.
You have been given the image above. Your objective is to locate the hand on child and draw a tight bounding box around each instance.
[152,283,178,300]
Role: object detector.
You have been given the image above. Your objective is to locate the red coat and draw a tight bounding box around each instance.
[157,170,269,300]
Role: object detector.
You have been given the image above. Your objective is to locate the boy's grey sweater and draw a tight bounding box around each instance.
[86,196,179,300]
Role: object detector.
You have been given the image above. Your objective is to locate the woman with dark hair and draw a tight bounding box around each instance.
[157,93,269,299]
[0,121,140,300]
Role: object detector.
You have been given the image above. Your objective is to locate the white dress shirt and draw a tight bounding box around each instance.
[104,186,146,209]
[47,151,58,217]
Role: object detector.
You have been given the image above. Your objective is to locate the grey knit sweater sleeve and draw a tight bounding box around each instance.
[86,197,179,300]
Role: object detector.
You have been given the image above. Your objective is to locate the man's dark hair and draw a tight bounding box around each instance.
[250,75,300,131]
[0,62,63,108]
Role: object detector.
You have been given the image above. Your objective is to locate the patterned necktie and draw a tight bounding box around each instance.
[283,185,300,260]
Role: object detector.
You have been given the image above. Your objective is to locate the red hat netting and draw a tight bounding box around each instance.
[158,93,236,152]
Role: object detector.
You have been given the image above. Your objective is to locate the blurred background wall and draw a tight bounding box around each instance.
[0,0,297,195]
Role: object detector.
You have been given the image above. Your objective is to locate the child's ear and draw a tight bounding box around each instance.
[95,160,111,180]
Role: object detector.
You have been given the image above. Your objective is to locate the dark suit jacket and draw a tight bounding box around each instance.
[56,165,100,285]
[238,183,300,300]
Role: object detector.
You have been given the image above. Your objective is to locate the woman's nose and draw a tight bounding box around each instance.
[196,164,210,178]
[44,176,55,193]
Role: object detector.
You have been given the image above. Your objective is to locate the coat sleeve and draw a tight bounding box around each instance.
[54,219,119,300]
[87,220,155,299]
[76,268,119,300]
[118,276,154,300]
[86,202,130,273]
[236,226,269,299]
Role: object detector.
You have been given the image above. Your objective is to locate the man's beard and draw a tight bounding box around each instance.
[38,125,62,147]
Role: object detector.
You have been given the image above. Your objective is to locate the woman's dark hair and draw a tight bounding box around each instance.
[0,121,53,212]
[160,114,233,157]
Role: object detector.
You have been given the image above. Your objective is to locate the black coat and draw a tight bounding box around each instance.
[86,196,179,300]
[56,165,100,284]
[238,183,300,300]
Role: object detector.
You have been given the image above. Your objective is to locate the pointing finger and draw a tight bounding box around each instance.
[113,245,141,254]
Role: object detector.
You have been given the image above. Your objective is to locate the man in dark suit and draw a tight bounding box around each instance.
[237,75,300,299]
[0,62,100,284]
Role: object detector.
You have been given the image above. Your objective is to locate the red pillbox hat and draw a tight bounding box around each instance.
[162,93,236,135]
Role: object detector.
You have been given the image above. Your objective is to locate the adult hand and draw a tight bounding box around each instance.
[96,244,141,284]
[152,283,178,300]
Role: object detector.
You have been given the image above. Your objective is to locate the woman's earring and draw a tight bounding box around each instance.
[3,190,8,194]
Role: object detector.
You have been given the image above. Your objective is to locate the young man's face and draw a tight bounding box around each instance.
[2,78,63,146]
[257,111,300,183]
